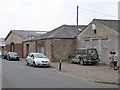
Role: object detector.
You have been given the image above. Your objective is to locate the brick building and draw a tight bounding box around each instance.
[5,30,47,58]
[23,25,87,61]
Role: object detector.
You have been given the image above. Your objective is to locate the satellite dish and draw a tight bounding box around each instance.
[78,28,82,32]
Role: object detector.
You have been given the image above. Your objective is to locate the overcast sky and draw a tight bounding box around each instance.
[0,0,119,38]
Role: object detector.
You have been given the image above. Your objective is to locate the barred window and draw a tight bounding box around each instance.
[85,40,92,48]
[101,38,109,48]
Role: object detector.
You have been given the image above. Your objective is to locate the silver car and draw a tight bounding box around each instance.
[7,52,20,61]
[26,53,51,67]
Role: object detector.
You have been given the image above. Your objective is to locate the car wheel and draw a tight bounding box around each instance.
[8,57,10,61]
[68,59,73,64]
[80,59,84,65]
[26,60,29,65]
[17,58,19,61]
[92,62,96,65]
[33,62,36,67]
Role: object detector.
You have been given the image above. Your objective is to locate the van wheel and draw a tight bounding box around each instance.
[80,59,84,65]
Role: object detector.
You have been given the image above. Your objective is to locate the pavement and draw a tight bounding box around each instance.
[51,61,119,85]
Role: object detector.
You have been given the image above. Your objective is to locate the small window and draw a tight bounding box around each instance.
[92,39,99,48]
[101,39,109,48]
[81,50,86,55]
[76,50,81,54]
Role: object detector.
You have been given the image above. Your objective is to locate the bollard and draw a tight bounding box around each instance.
[59,60,62,70]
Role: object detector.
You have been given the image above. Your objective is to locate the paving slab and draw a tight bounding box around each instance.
[51,61,119,85]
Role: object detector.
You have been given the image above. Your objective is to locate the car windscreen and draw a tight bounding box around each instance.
[9,53,18,56]
[0,51,2,55]
[34,53,47,58]
[3,51,7,54]
[76,50,86,55]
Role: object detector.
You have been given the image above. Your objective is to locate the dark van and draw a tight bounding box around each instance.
[68,48,100,65]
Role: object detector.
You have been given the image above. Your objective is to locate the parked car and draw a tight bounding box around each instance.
[7,52,20,61]
[2,51,8,59]
[68,48,100,65]
[26,53,51,67]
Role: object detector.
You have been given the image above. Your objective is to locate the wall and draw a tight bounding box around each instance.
[23,40,36,58]
[44,38,76,61]
[6,32,23,45]
[5,32,24,58]
[5,43,23,58]
[23,38,76,62]
[78,20,118,64]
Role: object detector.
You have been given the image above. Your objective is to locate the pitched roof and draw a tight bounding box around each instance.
[5,30,47,40]
[37,25,87,39]
[95,19,118,31]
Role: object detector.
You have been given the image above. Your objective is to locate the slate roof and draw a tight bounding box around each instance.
[5,30,47,40]
[95,19,118,31]
[36,25,87,40]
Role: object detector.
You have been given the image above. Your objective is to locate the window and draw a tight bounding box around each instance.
[85,40,92,48]
[81,50,86,55]
[10,42,14,52]
[92,39,99,48]
[101,39,109,48]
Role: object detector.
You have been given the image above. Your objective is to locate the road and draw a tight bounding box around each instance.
[2,59,118,88]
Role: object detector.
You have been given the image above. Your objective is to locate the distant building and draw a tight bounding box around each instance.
[23,25,87,61]
[0,38,5,51]
[78,19,119,64]
[5,30,47,58]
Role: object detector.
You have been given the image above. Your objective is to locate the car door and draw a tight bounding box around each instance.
[27,54,32,64]
[30,54,34,64]
[74,55,80,63]
[72,50,80,63]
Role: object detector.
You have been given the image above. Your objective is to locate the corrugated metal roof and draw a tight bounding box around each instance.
[5,30,47,40]
[12,30,47,38]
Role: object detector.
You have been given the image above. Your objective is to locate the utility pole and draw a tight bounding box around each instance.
[77,6,79,26]
[76,6,79,51]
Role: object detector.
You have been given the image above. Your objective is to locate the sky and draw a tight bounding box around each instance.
[0,0,119,38]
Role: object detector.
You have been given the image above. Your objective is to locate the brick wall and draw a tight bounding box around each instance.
[44,38,76,61]
[23,38,76,62]
[23,41,37,58]
[5,45,11,52]
[14,43,23,58]
[5,43,23,58]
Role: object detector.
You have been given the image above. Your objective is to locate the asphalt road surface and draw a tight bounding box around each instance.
[2,59,118,88]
